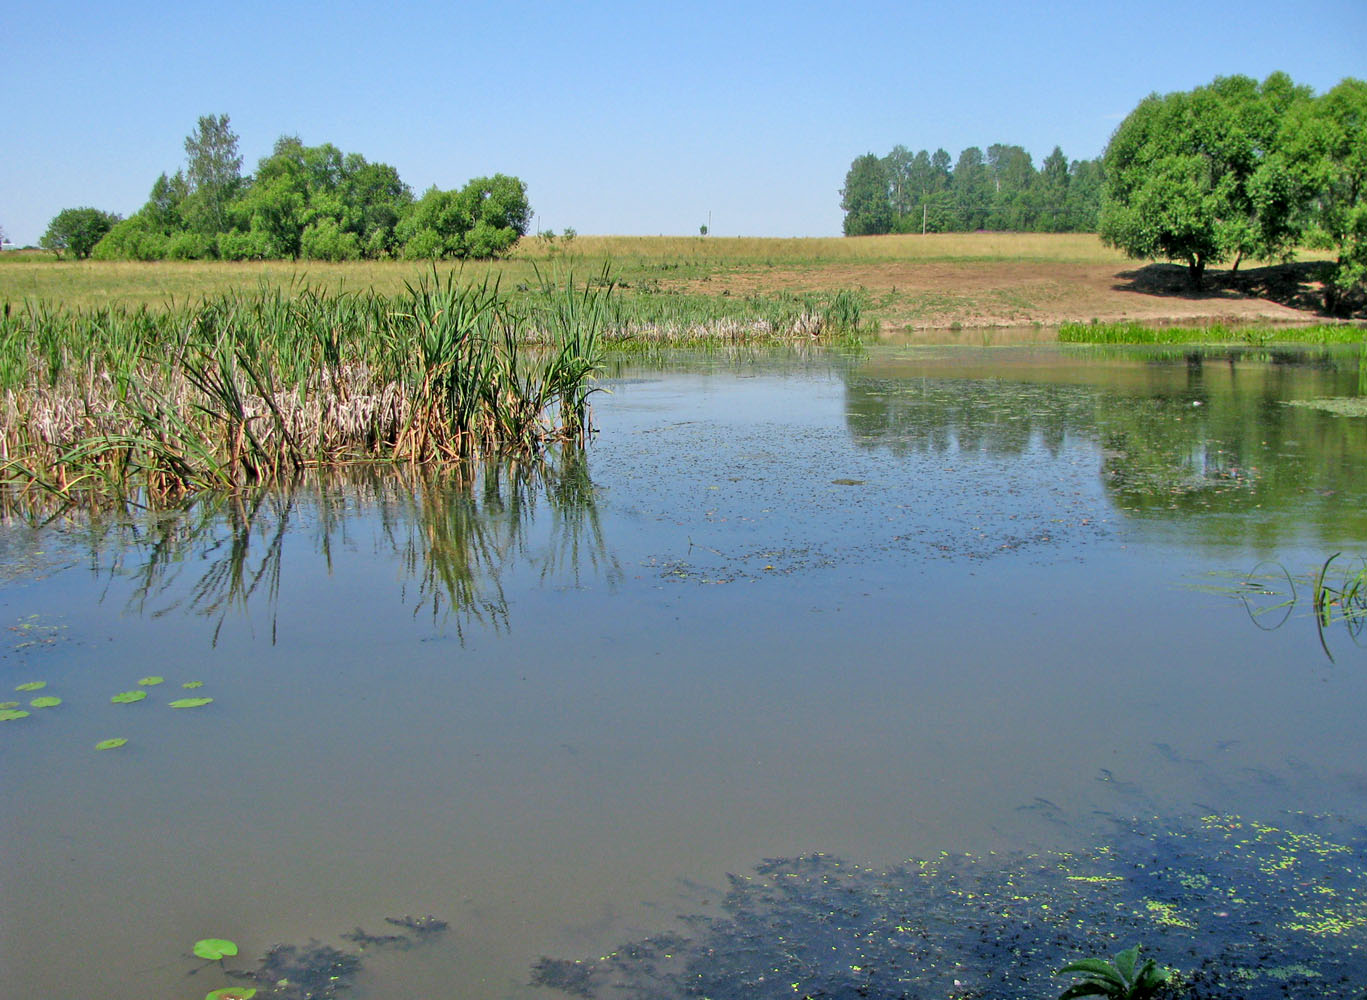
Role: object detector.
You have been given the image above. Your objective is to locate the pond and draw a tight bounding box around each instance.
[2,341,1366,1000]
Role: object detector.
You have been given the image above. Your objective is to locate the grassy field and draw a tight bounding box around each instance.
[0,233,1350,330]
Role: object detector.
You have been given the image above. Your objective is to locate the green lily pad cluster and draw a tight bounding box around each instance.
[111,675,213,711]
[2,680,64,720]
[2,673,215,749]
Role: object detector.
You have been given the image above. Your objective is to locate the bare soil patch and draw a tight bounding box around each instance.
[677,257,1337,330]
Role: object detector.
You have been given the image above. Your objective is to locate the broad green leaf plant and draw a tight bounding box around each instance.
[1055,944,1171,1000]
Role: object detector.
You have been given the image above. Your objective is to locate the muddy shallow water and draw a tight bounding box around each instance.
[3,343,1366,999]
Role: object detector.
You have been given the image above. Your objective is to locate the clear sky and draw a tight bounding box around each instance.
[2,0,1364,245]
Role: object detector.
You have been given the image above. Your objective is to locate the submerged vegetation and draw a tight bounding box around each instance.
[533,810,1367,1000]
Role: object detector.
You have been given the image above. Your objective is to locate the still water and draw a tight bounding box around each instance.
[2,342,1366,999]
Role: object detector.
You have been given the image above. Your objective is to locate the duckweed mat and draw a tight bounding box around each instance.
[532,811,1367,1000]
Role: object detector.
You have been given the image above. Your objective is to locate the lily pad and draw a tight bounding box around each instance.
[194,938,239,961]
[95,737,128,751]
[205,989,257,1000]
[0,708,30,721]
[183,680,205,689]
[15,681,45,692]
[111,690,148,704]
[169,697,214,709]
[0,701,19,709]
[29,696,62,708]
[138,676,165,686]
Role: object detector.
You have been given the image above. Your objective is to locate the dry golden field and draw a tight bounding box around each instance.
[0,233,1335,331]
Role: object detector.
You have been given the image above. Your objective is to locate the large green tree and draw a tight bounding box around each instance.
[41,207,120,259]
[230,136,414,260]
[840,154,893,235]
[1100,73,1310,289]
[396,174,529,259]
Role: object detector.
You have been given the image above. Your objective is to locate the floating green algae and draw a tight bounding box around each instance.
[1285,397,1367,418]
[533,811,1367,1000]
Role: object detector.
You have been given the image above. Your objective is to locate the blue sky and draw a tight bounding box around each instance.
[2,0,1364,245]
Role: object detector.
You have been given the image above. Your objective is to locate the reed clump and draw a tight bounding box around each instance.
[0,271,619,509]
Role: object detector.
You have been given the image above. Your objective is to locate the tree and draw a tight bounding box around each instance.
[184,114,242,233]
[1280,77,1367,312]
[952,147,991,230]
[840,153,892,235]
[1099,74,1309,290]
[1035,146,1071,232]
[395,174,529,259]
[41,207,119,259]
[985,144,1035,230]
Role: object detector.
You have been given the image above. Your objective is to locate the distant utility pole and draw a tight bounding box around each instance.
[922,204,927,235]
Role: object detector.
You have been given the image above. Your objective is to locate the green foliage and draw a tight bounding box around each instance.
[397,175,529,259]
[28,696,61,708]
[0,708,30,721]
[847,142,1103,235]
[1055,945,1171,1000]
[1281,78,1367,311]
[94,737,128,750]
[77,116,535,263]
[184,114,243,234]
[1058,321,1366,345]
[205,988,257,1000]
[166,231,217,261]
[15,681,45,691]
[841,153,893,235]
[111,690,148,704]
[1099,72,1366,295]
[194,938,240,961]
[41,207,120,259]
[169,697,214,708]
[216,228,274,261]
[300,218,362,261]
[92,216,171,261]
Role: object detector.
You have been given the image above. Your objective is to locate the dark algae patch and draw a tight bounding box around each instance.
[532,812,1367,1000]
[211,915,448,1000]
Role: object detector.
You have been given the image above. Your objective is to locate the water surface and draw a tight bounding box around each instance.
[3,342,1365,999]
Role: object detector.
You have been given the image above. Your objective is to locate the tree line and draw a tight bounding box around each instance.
[1099,73,1366,309]
[40,115,531,261]
[840,144,1105,236]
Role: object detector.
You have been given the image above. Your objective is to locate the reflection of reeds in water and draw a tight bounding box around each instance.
[0,272,615,509]
[77,447,617,643]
